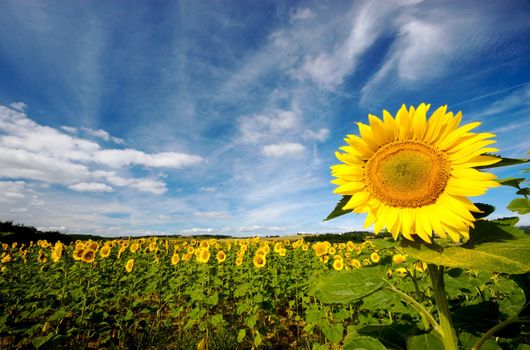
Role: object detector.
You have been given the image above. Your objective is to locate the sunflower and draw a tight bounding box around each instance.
[216,250,226,263]
[81,249,96,263]
[333,259,344,271]
[196,248,211,264]
[235,257,243,266]
[370,252,380,263]
[313,242,328,257]
[253,255,266,268]
[171,253,180,265]
[125,258,134,273]
[331,103,500,243]
[130,242,140,253]
[392,254,406,264]
[73,248,84,260]
[100,245,111,258]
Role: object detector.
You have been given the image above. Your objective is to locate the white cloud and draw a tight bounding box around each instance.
[290,8,315,21]
[299,1,399,88]
[82,127,126,144]
[193,211,230,219]
[9,102,27,112]
[61,125,78,134]
[238,109,300,143]
[10,207,28,213]
[199,187,216,192]
[68,182,113,192]
[0,105,202,193]
[303,128,329,142]
[262,142,306,157]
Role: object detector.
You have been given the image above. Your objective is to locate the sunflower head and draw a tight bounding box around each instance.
[216,250,226,263]
[81,249,96,263]
[331,103,500,243]
[333,259,344,271]
[253,254,266,268]
[125,258,134,272]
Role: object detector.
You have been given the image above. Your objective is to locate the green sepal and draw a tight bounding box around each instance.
[472,203,495,219]
[476,155,529,169]
[324,195,353,221]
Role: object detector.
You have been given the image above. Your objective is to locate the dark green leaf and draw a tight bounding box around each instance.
[508,198,530,214]
[31,333,55,349]
[472,203,495,219]
[459,331,501,350]
[324,195,353,221]
[517,188,530,196]
[315,268,385,304]
[477,156,529,169]
[344,336,386,350]
[498,177,526,188]
[406,333,444,350]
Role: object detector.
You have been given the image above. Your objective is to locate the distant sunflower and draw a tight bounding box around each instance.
[196,248,210,264]
[253,255,266,268]
[171,253,180,265]
[130,242,140,253]
[313,242,328,257]
[331,103,500,243]
[235,257,243,266]
[216,250,226,263]
[81,249,96,263]
[125,258,134,273]
[333,259,344,271]
[73,248,84,261]
[100,245,111,258]
[392,254,406,264]
[370,252,380,263]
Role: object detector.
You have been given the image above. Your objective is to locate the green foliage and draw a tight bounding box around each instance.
[477,156,529,169]
[324,195,353,221]
[315,268,385,303]
[344,335,387,350]
[473,202,496,219]
[400,220,530,274]
[508,198,530,214]
[406,333,444,350]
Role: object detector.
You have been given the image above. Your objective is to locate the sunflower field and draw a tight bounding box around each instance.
[1,232,529,349]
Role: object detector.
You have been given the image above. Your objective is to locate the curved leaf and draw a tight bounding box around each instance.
[315,268,385,304]
[400,221,530,274]
[324,195,353,221]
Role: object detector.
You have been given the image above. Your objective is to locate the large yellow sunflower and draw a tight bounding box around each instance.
[331,103,500,243]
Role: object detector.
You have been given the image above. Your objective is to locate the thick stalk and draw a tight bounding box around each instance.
[428,264,458,350]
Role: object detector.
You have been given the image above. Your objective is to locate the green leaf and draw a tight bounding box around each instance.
[459,331,501,350]
[31,333,55,349]
[237,329,246,343]
[315,268,385,304]
[508,198,530,214]
[472,203,495,219]
[344,336,387,350]
[498,177,526,188]
[517,188,530,196]
[324,195,353,221]
[253,333,262,347]
[400,221,530,274]
[321,321,343,343]
[477,156,529,169]
[406,333,444,350]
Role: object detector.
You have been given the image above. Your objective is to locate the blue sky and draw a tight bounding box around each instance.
[0,0,529,237]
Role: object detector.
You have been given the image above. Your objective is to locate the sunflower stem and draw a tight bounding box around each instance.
[428,264,458,350]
